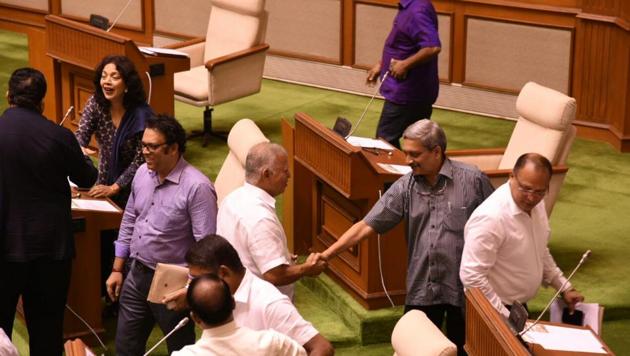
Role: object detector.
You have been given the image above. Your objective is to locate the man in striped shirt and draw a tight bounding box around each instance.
[321,119,493,355]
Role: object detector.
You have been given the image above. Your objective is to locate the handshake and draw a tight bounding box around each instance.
[299,252,330,277]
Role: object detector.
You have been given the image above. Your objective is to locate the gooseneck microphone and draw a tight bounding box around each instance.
[519,250,591,336]
[107,0,135,32]
[143,317,190,356]
[58,106,75,127]
[346,71,389,139]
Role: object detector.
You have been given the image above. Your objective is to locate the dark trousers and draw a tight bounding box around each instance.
[0,259,72,356]
[376,100,433,149]
[115,259,194,356]
[405,304,466,356]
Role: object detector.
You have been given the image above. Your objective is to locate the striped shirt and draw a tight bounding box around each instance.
[364,158,493,307]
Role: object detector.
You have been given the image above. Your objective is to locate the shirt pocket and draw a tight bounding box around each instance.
[152,204,187,232]
[443,205,469,233]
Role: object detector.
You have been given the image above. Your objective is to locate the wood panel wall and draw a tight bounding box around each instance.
[264,0,629,151]
[1,0,629,151]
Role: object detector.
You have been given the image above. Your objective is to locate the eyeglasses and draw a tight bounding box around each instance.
[512,175,547,197]
[141,142,169,152]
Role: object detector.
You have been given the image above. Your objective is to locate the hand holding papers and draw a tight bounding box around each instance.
[550,299,604,335]
[147,263,189,304]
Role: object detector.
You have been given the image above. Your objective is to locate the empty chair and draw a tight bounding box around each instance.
[172,0,269,146]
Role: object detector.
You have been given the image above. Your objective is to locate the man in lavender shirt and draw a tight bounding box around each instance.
[105,114,218,355]
[367,0,441,149]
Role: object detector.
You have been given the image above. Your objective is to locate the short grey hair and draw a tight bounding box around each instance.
[402,119,447,154]
[245,142,287,182]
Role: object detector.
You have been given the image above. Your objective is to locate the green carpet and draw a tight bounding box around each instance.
[2,28,629,355]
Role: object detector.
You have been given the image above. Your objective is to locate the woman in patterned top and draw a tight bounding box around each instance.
[76,55,153,207]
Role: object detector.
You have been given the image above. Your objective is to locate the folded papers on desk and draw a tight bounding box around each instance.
[522,322,607,354]
[346,136,394,150]
[71,198,120,213]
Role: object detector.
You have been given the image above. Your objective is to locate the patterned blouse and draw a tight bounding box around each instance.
[75,96,144,190]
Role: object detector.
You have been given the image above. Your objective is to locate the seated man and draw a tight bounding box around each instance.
[167,235,334,356]
[173,274,306,356]
[460,153,584,317]
[217,142,326,299]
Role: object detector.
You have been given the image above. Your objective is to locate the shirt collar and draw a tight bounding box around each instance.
[151,156,187,185]
[413,158,453,187]
[233,269,254,304]
[243,183,276,208]
[399,0,413,9]
[201,320,238,337]
[438,158,454,180]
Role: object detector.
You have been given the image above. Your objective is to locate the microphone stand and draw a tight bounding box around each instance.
[519,250,591,336]
[346,71,389,139]
[58,106,74,127]
[143,317,190,356]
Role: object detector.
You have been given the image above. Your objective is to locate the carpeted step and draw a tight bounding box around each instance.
[298,274,403,346]
[294,282,358,349]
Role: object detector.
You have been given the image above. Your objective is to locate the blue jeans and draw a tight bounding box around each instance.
[115,259,194,355]
[376,100,433,149]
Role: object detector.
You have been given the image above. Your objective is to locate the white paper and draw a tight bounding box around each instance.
[378,163,412,175]
[346,136,394,150]
[550,300,601,335]
[522,323,606,354]
[139,46,189,57]
[72,198,120,213]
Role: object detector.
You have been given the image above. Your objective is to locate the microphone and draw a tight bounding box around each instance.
[143,317,189,356]
[107,0,135,32]
[346,71,389,139]
[519,250,591,336]
[59,106,75,127]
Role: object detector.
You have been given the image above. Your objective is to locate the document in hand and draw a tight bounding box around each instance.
[550,299,604,335]
[147,263,189,304]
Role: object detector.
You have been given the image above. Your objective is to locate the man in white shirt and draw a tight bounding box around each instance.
[172,273,306,356]
[460,153,584,318]
[170,235,335,355]
[217,142,326,299]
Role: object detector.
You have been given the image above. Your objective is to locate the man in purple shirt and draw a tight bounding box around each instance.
[105,114,218,355]
[367,0,441,149]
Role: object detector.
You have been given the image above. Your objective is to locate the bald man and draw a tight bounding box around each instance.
[173,274,305,356]
[217,142,326,299]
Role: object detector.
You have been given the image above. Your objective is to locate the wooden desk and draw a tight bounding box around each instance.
[45,15,189,127]
[65,195,123,341]
[465,288,614,356]
[283,112,408,309]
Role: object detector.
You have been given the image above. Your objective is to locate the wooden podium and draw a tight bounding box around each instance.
[65,196,123,341]
[283,112,409,309]
[465,288,614,355]
[44,15,189,129]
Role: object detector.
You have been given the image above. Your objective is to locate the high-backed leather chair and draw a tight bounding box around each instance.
[449,81,577,215]
[391,310,457,356]
[214,119,269,204]
[172,0,269,146]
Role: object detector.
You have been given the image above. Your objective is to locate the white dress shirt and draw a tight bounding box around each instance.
[460,183,571,317]
[233,270,319,346]
[218,183,294,298]
[172,320,306,356]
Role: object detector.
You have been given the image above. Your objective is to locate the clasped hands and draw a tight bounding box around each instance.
[302,252,329,277]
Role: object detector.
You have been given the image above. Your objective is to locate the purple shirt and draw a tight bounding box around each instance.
[114,157,218,268]
[379,0,440,105]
